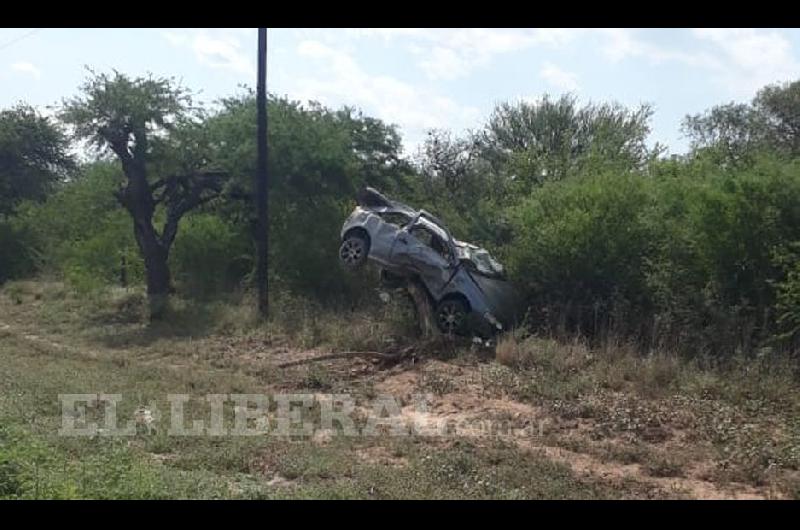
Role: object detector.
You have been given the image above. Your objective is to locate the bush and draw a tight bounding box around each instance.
[507,171,655,339]
[0,220,37,284]
[773,243,800,348]
[268,196,377,301]
[170,213,252,298]
[62,211,143,293]
[506,157,800,356]
[9,161,135,291]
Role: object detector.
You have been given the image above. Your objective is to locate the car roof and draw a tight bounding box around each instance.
[356,187,456,244]
[357,187,417,218]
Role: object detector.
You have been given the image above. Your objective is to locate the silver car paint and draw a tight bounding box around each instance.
[341,193,515,332]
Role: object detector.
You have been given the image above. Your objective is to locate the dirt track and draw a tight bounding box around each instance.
[0,313,792,499]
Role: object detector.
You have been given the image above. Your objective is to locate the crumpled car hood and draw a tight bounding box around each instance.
[453,240,506,279]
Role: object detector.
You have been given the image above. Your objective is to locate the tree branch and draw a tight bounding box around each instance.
[158,170,227,248]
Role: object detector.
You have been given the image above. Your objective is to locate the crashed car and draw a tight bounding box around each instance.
[339,187,518,336]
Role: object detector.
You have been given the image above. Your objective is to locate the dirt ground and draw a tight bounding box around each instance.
[1,283,798,499]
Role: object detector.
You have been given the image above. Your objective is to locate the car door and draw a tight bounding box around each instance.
[390,221,454,295]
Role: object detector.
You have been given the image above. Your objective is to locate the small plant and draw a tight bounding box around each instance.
[419,371,456,396]
[645,457,684,478]
[304,365,333,391]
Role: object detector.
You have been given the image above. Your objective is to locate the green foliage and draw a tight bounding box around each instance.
[170,213,252,297]
[773,243,800,346]
[507,171,655,337]
[481,94,661,190]
[684,80,800,165]
[60,69,197,159]
[0,221,37,283]
[506,156,800,354]
[5,72,800,358]
[62,212,142,293]
[11,161,143,291]
[0,103,75,217]
[206,93,412,298]
[60,69,227,310]
[0,423,231,500]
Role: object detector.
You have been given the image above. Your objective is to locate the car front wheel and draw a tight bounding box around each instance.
[339,233,369,269]
[436,298,468,335]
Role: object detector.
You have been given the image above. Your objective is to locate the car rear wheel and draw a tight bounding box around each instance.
[339,233,369,269]
[436,298,468,335]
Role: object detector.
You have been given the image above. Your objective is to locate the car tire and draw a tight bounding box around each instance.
[435,298,468,335]
[339,233,369,269]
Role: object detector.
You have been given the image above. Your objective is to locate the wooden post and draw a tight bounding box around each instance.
[256,28,269,318]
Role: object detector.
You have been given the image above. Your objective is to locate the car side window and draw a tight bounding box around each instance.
[409,226,451,263]
[378,212,411,228]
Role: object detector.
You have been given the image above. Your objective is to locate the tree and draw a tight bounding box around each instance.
[683,103,765,166]
[416,129,480,195]
[335,106,413,194]
[0,103,74,217]
[480,94,660,190]
[61,70,225,318]
[205,93,413,297]
[412,129,513,247]
[683,79,800,164]
[757,80,800,154]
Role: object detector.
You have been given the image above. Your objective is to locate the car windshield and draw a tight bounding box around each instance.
[458,246,505,277]
[468,248,504,276]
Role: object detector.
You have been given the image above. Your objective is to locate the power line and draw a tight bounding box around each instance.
[0,28,42,53]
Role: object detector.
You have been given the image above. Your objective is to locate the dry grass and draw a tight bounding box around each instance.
[0,282,626,499]
[2,280,799,499]
[487,331,800,497]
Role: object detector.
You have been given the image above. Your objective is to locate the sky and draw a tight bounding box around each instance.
[2,28,799,158]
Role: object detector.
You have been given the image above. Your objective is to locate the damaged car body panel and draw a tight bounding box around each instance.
[340,187,519,335]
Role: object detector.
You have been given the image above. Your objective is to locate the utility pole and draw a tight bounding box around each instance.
[256,28,269,318]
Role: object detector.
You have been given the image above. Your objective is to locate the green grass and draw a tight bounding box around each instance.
[3,280,800,499]
[0,282,624,499]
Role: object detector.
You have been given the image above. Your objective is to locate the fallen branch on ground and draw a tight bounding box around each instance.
[276,346,415,369]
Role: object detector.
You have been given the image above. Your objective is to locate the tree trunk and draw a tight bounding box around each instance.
[138,227,171,320]
[127,190,171,320]
[406,279,439,339]
[144,244,170,290]
[119,161,175,321]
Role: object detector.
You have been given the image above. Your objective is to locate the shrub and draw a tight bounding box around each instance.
[505,157,800,356]
[0,220,36,284]
[170,213,252,298]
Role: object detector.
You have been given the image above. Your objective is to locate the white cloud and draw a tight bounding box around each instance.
[320,28,582,81]
[592,28,799,99]
[292,40,481,154]
[10,61,41,79]
[693,28,799,96]
[540,62,579,92]
[596,28,719,69]
[162,29,252,77]
[161,31,188,47]
[419,46,471,81]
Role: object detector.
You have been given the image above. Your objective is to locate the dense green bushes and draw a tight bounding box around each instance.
[6,162,142,292]
[506,157,800,355]
[0,221,36,284]
[507,171,654,337]
[169,213,251,297]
